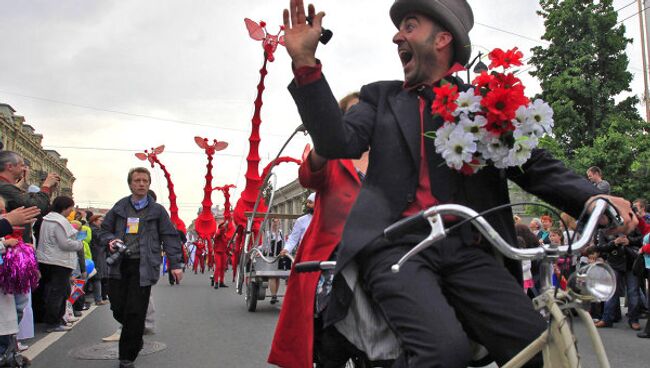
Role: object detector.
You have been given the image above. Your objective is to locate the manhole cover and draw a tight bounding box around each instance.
[69,341,167,360]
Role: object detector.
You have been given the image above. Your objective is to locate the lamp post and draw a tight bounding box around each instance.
[465,51,488,83]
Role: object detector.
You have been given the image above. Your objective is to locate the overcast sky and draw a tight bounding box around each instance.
[0,0,646,223]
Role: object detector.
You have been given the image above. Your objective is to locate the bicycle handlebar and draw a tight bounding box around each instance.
[389,199,615,273]
[249,247,295,265]
[294,261,337,273]
[384,210,428,241]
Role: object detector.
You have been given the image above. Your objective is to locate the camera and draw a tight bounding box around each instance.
[106,240,129,265]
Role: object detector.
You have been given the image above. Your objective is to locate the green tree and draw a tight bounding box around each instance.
[530,0,650,198]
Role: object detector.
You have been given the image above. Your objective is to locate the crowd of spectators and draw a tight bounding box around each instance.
[0,150,107,365]
[519,166,650,339]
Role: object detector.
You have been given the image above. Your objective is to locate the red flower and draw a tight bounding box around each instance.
[481,87,522,124]
[484,119,516,135]
[472,71,494,93]
[488,47,524,69]
[431,84,459,122]
[493,73,523,90]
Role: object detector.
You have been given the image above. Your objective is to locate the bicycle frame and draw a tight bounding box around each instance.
[388,200,614,368]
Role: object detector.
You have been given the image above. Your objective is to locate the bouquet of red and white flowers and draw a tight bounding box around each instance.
[427,47,554,175]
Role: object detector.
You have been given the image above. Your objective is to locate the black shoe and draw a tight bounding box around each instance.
[119,360,135,368]
[219,283,228,288]
[270,296,278,305]
[637,332,650,338]
[0,352,31,367]
[214,283,219,289]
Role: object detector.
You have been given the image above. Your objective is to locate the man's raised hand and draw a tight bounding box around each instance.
[4,206,40,226]
[283,0,325,68]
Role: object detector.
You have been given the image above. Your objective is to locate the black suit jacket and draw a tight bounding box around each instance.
[289,76,600,279]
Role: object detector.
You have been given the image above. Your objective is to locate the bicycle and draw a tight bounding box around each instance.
[296,198,621,368]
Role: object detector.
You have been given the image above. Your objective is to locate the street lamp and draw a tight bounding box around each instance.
[465,51,488,83]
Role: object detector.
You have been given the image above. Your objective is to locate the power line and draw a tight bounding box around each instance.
[475,22,549,45]
[0,89,291,138]
[617,5,650,24]
[615,0,637,13]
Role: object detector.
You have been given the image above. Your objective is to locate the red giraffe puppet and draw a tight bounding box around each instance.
[212,184,236,288]
[231,18,287,282]
[194,137,229,275]
[135,146,189,269]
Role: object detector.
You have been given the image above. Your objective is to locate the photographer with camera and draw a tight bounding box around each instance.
[594,227,642,330]
[99,167,184,368]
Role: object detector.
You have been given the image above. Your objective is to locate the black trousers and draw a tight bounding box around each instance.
[108,259,151,362]
[358,237,545,368]
[38,263,73,326]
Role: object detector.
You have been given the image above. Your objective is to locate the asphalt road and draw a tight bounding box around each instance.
[28,270,280,368]
[24,270,650,368]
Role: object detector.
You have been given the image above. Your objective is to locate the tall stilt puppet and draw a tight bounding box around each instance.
[193,137,228,279]
[231,19,286,283]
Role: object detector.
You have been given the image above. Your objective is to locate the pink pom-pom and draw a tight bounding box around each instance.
[0,241,40,294]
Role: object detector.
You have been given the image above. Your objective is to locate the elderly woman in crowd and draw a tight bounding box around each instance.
[35,196,84,333]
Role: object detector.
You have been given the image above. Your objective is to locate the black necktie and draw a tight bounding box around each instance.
[416,86,451,203]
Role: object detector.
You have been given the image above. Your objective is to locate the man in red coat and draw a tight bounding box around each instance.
[268,93,366,368]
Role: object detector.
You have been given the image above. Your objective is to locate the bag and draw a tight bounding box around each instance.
[632,253,647,277]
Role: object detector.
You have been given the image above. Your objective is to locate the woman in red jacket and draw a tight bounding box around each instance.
[268,93,366,368]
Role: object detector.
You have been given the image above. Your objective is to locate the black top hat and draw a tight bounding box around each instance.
[390,0,474,65]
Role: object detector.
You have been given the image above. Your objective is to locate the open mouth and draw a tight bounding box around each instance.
[399,49,413,67]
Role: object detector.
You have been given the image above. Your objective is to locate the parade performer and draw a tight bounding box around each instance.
[192,238,207,274]
[212,184,235,288]
[280,0,636,366]
[269,96,366,367]
[193,137,228,278]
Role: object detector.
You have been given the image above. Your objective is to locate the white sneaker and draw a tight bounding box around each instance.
[102,329,121,342]
[17,342,29,352]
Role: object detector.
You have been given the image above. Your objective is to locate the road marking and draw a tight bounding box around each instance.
[22,305,98,361]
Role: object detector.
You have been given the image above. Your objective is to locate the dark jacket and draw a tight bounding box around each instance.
[0,181,50,242]
[289,76,601,323]
[0,218,12,237]
[89,223,107,278]
[290,77,600,275]
[98,195,183,287]
[596,230,628,272]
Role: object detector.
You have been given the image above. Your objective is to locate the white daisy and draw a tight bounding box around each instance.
[516,121,544,139]
[514,105,530,125]
[453,88,482,116]
[459,114,487,140]
[527,99,554,134]
[503,138,534,167]
[433,122,458,154]
[440,126,477,170]
[481,135,509,164]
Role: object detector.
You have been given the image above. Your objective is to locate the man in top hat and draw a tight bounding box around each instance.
[281,0,636,366]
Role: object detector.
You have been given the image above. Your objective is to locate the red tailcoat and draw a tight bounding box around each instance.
[268,157,361,368]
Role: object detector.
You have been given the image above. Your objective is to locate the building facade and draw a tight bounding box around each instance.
[0,103,75,196]
[269,178,309,235]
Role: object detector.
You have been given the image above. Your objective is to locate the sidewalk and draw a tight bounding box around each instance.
[20,298,102,362]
